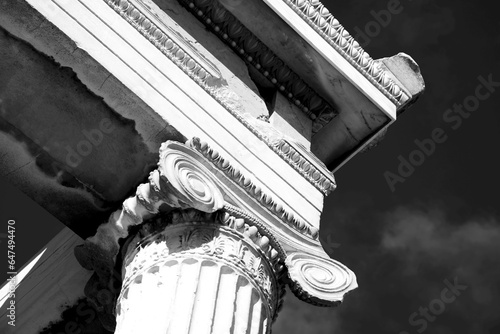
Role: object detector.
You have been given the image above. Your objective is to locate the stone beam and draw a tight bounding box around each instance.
[1,0,331,236]
[0,0,184,238]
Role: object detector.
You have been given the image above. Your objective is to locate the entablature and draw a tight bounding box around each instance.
[1,0,422,236]
[16,0,329,229]
[177,0,424,169]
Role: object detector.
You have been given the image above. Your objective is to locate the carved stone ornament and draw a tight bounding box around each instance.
[75,139,357,332]
[286,252,357,306]
[273,139,336,196]
[190,138,320,239]
[103,0,222,86]
[155,141,225,212]
[280,0,409,106]
[115,210,286,334]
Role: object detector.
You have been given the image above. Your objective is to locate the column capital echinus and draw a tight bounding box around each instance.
[75,138,357,332]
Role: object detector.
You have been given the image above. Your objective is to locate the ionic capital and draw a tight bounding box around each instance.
[75,138,357,331]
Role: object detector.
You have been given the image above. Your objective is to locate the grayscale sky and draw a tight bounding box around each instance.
[275,0,500,333]
[1,0,499,333]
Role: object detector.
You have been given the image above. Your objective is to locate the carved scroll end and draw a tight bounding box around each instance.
[285,252,358,307]
[156,140,224,213]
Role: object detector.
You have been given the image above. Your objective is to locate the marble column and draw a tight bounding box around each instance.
[75,139,355,333]
[115,211,281,334]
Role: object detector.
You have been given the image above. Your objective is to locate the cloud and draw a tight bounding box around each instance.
[381,207,500,334]
[380,207,500,329]
[276,201,500,334]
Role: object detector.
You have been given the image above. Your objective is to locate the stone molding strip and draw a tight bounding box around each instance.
[280,0,409,107]
[274,139,336,195]
[190,138,319,240]
[103,0,332,196]
[223,203,287,260]
[103,0,221,85]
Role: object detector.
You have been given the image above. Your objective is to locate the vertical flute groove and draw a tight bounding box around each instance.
[116,220,278,334]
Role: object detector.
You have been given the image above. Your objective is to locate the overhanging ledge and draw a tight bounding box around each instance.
[211,0,424,169]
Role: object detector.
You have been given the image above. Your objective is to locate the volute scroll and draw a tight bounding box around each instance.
[285,251,358,306]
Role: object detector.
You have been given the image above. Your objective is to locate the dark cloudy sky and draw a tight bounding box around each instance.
[1,0,499,333]
[275,0,500,333]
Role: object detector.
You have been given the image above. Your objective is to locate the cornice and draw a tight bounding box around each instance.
[177,0,338,133]
[103,0,334,194]
[282,0,410,107]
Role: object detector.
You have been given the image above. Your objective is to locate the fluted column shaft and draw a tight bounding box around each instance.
[115,213,281,334]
